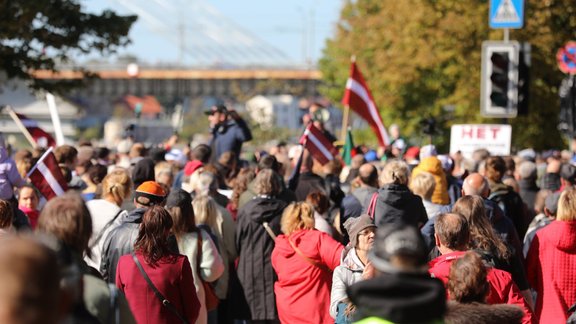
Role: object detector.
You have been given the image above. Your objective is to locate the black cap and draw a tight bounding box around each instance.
[204,105,228,115]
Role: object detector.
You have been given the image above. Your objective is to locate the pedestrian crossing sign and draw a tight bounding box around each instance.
[489,0,524,29]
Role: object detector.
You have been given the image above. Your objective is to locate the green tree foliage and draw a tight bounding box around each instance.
[320,0,576,150]
[0,0,136,93]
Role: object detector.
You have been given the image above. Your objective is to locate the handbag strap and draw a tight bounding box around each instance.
[262,222,277,240]
[287,237,330,273]
[89,209,123,249]
[131,253,189,324]
[196,229,204,282]
[366,192,379,220]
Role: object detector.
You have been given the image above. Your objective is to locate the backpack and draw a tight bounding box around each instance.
[488,187,528,237]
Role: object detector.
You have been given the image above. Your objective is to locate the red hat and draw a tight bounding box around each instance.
[405,146,420,160]
[135,181,166,206]
[184,160,203,176]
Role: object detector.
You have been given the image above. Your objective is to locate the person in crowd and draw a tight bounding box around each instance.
[174,144,212,190]
[484,156,531,238]
[0,236,63,324]
[13,148,33,180]
[293,149,328,202]
[365,159,427,227]
[526,188,576,323]
[517,160,539,213]
[55,144,86,190]
[100,181,167,282]
[214,151,238,189]
[452,195,533,308]
[523,191,558,257]
[0,138,26,201]
[154,161,175,189]
[17,184,40,229]
[131,157,155,189]
[560,163,576,192]
[540,157,561,191]
[343,154,366,185]
[116,206,200,324]
[272,201,343,324]
[322,158,345,209]
[438,154,462,205]
[235,169,287,323]
[0,199,13,237]
[37,192,135,324]
[167,189,224,324]
[330,214,375,323]
[205,104,252,162]
[85,168,132,272]
[238,155,295,209]
[346,223,446,323]
[428,213,533,324]
[193,194,237,322]
[412,155,450,205]
[306,191,336,237]
[444,252,525,324]
[340,163,378,241]
[226,167,255,220]
[82,163,108,201]
[190,171,229,208]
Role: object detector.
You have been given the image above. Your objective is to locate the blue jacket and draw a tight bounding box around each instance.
[211,118,252,160]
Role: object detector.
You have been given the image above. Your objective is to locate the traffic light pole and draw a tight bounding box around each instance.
[502,28,509,126]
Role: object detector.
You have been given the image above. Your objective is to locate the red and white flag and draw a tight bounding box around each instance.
[299,123,338,165]
[14,113,56,148]
[27,147,67,200]
[342,61,390,147]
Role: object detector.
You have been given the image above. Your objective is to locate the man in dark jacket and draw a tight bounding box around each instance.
[517,160,539,213]
[347,223,446,323]
[340,163,378,240]
[205,105,252,162]
[100,181,167,283]
[294,150,327,202]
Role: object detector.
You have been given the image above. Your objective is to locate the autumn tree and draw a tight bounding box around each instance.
[0,0,136,93]
[320,0,576,150]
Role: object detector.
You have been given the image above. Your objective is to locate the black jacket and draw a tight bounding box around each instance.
[235,197,287,320]
[365,183,428,227]
[347,272,446,323]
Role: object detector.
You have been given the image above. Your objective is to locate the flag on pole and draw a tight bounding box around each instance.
[342,61,390,147]
[342,127,356,165]
[14,113,56,148]
[27,147,67,200]
[299,123,338,165]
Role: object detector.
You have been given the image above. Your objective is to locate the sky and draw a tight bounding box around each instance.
[83,0,344,67]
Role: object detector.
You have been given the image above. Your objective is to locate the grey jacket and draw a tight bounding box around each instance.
[330,245,365,319]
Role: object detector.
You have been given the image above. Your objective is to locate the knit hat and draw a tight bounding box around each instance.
[369,223,428,274]
[344,214,377,248]
[134,181,166,206]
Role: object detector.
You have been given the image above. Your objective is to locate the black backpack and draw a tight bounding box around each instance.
[489,187,528,237]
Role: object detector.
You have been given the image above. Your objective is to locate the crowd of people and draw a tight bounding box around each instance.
[0,104,576,324]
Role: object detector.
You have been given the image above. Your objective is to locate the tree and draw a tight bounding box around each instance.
[0,0,137,93]
[320,0,576,150]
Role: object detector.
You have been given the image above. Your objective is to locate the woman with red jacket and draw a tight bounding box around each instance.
[272,202,344,324]
[526,188,576,323]
[116,206,200,324]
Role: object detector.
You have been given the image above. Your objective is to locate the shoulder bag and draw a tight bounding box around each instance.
[196,229,220,311]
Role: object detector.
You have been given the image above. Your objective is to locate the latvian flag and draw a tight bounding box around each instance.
[27,147,68,200]
[299,123,338,165]
[15,113,56,148]
[342,61,390,147]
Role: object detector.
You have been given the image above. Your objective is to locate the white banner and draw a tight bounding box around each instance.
[450,124,512,158]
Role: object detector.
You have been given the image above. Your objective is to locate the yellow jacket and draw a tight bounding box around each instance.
[412,157,450,205]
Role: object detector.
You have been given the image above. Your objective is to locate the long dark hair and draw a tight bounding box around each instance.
[134,206,174,265]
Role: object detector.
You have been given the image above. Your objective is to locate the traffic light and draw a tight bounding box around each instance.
[517,44,531,115]
[490,52,510,108]
[481,41,519,118]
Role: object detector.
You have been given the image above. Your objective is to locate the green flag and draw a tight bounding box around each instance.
[342,128,355,165]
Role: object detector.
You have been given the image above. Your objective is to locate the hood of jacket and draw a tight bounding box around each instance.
[347,272,446,323]
[378,183,417,209]
[122,207,147,224]
[542,220,576,253]
[245,197,287,224]
[339,244,365,272]
[445,301,524,324]
[416,156,444,176]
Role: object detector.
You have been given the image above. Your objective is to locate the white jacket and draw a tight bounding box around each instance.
[330,245,365,319]
[178,229,224,324]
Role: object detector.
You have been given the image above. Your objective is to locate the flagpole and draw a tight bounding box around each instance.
[4,106,37,148]
[46,93,65,146]
[26,146,54,178]
[341,55,356,142]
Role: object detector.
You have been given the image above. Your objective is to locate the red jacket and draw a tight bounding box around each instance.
[429,251,534,324]
[116,252,200,324]
[526,220,576,323]
[272,230,343,324]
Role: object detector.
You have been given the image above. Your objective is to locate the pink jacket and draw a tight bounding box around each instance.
[272,230,343,324]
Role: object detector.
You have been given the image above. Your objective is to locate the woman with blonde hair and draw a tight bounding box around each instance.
[526,188,576,323]
[167,189,224,324]
[85,167,132,271]
[272,202,343,324]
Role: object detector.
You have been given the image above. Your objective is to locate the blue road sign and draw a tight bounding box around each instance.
[489,0,524,29]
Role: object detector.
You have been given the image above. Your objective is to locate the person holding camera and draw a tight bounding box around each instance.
[205,105,252,162]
